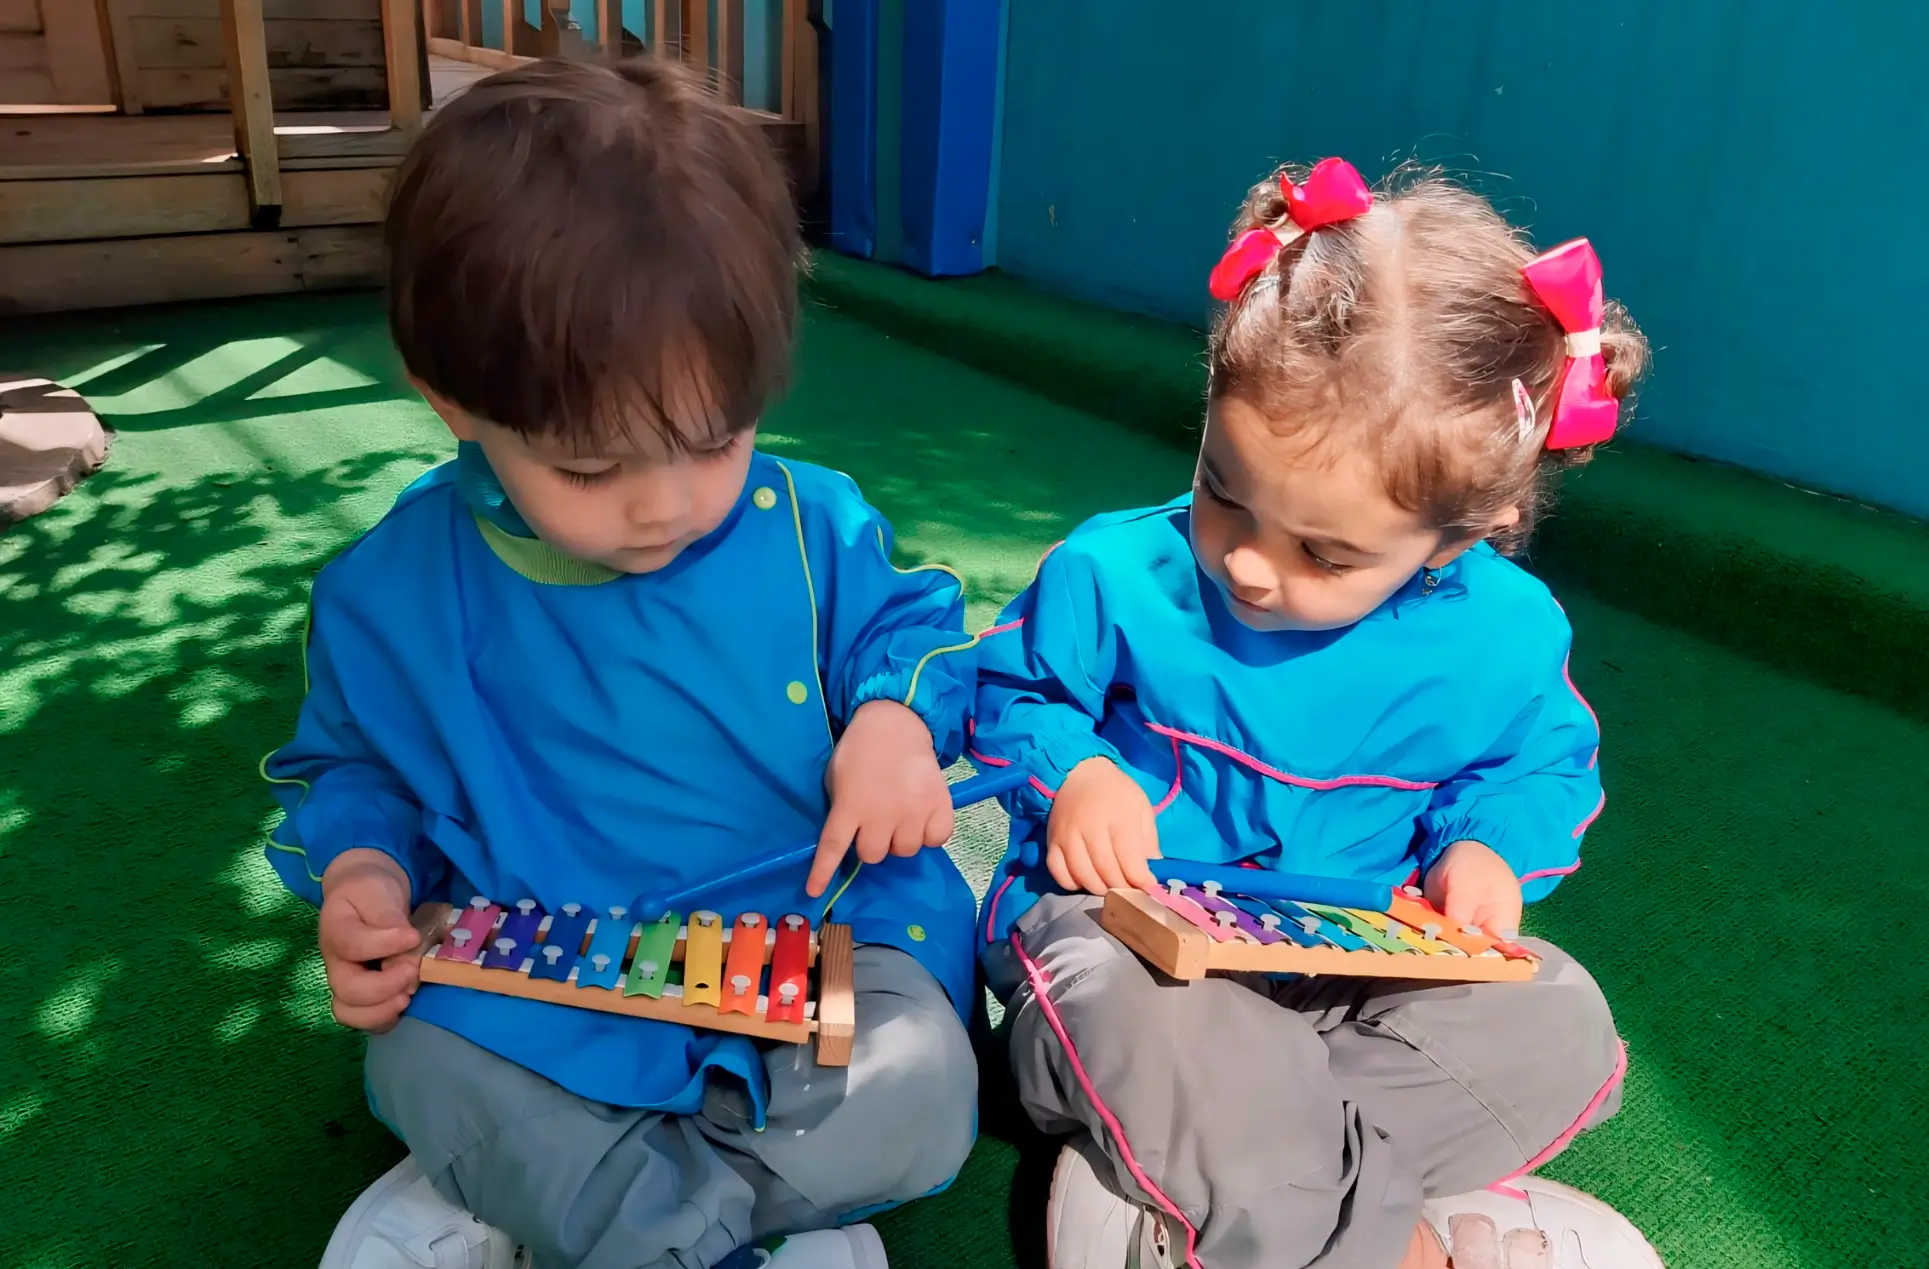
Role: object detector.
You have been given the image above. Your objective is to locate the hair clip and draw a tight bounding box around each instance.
[1511,378,1537,444]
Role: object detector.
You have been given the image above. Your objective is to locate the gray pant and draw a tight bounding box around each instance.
[988,895,1624,1269]
[366,946,977,1269]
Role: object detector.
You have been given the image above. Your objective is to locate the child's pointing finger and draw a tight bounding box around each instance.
[806,806,859,897]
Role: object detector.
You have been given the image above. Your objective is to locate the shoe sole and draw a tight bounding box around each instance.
[845,1223,890,1269]
[1518,1177,1666,1268]
[1046,1138,1154,1269]
[1045,1142,1075,1269]
[319,1157,420,1269]
[1434,1177,1666,1269]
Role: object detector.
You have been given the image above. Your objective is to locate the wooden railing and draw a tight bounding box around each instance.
[217,0,424,228]
[210,0,816,236]
[423,1,819,191]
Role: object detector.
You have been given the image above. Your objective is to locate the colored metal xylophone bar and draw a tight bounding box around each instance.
[1016,841,1412,913]
[413,770,1032,1065]
[1100,876,1539,984]
[418,899,857,1064]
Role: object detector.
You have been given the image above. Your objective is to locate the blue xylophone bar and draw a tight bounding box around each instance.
[635,766,1033,921]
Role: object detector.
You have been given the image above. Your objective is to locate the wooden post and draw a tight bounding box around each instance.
[536,1,557,55]
[426,0,465,53]
[650,0,672,56]
[541,0,588,57]
[786,1,818,197]
[43,0,116,104]
[598,0,623,58]
[682,0,706,69]
[501,0,519,54]
[96,0,143,114]
[384,0,425,131]
[460,0,483,48]
[218,0,281,227]
[715,0,742,102]
[780,0,804,118]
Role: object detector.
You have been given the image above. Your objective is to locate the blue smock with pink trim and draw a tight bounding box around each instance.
[971,498,1603,946]
[263,449,978,1120]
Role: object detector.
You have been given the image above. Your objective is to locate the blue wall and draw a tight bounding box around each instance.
[995,0,1929,519]
[832,0,1008,274]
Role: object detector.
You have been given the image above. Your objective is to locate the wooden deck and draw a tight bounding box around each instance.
[0,53,485,176]
[0,52,801,317]
[0,55,482,315]
[2,110,396,177]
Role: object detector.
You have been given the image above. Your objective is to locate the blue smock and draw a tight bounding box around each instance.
[265,445,977,1122]
[972,499,1603,944]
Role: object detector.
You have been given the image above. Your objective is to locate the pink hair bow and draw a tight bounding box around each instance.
[1521,238,1618,449]
[1208,157,1374,302]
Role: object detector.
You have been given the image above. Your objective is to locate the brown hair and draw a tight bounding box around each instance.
[386,54,801,451]
[1208,164,1648,552]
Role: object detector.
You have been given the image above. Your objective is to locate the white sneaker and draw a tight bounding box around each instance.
[318,1156,528,1269]
[1423,1176,1665,1268]
[715,1224,889,1268]
[1046,1136,1178,1269]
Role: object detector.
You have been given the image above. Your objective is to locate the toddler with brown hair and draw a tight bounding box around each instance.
[971,159,1663,1269]
[264,54,979,1269]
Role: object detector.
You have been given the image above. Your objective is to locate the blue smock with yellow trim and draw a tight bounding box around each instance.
[972,499,1603,947]
[264,445,978,1118]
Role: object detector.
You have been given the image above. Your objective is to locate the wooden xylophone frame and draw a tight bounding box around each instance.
[414,900,857,1065]
[1099,884,1539,984]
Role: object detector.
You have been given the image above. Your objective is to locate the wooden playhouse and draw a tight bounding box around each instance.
[0,1,818,315]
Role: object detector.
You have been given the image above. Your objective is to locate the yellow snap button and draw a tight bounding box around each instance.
[752,486,778,510]
[907,924,926,942]
[786,680,809,705]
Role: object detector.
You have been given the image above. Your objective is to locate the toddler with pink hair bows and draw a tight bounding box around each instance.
[971,159,1665,1269]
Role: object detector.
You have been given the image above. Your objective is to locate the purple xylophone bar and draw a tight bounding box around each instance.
[1014,838,1393,914]
[1146,860,1391,913]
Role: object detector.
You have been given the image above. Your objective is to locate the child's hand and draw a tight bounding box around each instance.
[318,849,422,1033]
[808,700,953,897]
[1423,839,1523,935]
[1045,757,1160,894]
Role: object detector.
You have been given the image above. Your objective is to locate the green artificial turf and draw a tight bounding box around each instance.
[3,284,1924,1269]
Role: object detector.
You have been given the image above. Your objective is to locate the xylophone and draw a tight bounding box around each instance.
[412,767,1037,1066]
[418,900,857,1064]
[1098,866,1540,984]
